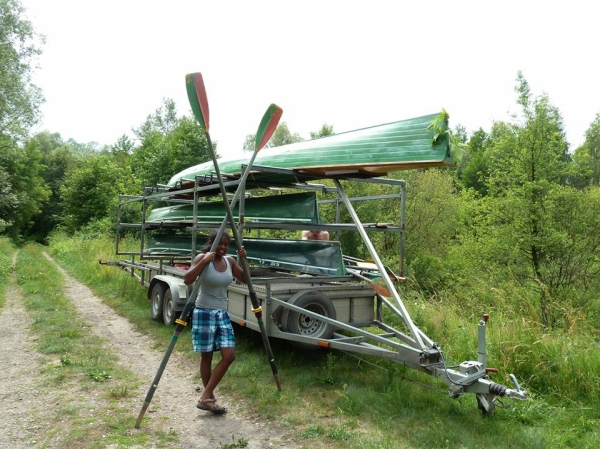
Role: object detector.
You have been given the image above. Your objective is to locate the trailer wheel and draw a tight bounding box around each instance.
[281,290,336,348]
[162,288,177,326]
[150,283,165,322]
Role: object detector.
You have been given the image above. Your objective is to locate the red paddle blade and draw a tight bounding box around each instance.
[255,104,283,151]
[372,278,392,297]
[185,72,210,132]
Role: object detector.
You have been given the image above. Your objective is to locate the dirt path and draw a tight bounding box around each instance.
[0,252,299,449]
[0,253,49,449]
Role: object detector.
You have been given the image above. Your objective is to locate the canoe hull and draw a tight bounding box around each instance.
[168,112,453,186]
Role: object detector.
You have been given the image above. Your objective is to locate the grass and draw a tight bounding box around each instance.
[41,232,600,448]
[218,436,249,448]
[11,242,171,448]
[0,237,15,308]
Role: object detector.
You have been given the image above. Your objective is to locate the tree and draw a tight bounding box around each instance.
[401,169,460,292]
[60,154,137,233]
[0,0,47,238]
[134,98,179,138]
[0,134,50,239]
[457,128,490,195]
[269,123,304,147]
[25,132,78,241]
[131,99,211,186]
[242,122,303,151]
[571,113,600,188]
[0,164,17,232]
[309,124,334,140]
[110,134,135,166]
[471,73,574,325]
[0,0,44,141]
[167,116,212,176]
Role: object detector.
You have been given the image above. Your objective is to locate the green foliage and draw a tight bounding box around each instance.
[132,99,211,186]
[0,236,15,305]
[537,186,600,291]
[106,385,132,399]
[268,122,304,147]
[243,121,304,151]
[109,134,135,165]
[0,0,44,141]
[455,73,583,326]
[399,169,460,290]
[218,436,249,448]
[426,109,466,165]
[88,370,112,382]
[571,112,600,187]
[60,154,139,234]
[407,253,451,294]
[309,123,335,140]
[457,128,490,195]
[321,178,402,268]
[26,132,78,241]
[0,135,51,240]
[300,425,325,439]
[427,108,449,145]
[0,161,17,233]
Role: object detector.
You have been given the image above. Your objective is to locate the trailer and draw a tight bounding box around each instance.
[104,158,528,416]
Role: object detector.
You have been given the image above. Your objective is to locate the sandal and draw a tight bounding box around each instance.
[196,398,227,415]
[194,387,216,402]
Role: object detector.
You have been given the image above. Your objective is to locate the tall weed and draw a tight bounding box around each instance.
[408,277,600,406]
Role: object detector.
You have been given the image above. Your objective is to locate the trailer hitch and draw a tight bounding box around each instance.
[434,313,529,415]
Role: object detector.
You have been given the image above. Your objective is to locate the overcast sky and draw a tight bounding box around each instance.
[22,0,599,159]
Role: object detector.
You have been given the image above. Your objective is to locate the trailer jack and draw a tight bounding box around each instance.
[433,314,528,416]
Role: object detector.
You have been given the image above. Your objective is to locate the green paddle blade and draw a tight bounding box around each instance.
[255,104,283,151]
[185,72,210,132]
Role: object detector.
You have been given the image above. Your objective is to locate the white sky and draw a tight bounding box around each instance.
[22,0,599,158]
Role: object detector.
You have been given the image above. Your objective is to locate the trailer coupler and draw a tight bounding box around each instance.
[490,374,528,401]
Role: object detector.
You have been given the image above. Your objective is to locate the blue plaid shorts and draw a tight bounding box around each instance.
[192,308,235,353]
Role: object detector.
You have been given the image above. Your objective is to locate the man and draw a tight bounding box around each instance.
[301,229,330,241]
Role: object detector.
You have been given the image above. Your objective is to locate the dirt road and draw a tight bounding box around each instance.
[0,252,299,449]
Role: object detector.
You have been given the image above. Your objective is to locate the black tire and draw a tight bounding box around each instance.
[162,287,177,326]
[150,283,165,322]
[281,290,336,348]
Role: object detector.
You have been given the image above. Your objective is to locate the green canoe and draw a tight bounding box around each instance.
[168,112,453,187]
[144,234,345,276]
[147,192,322,225]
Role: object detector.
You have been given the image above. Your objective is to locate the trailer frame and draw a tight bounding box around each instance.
[103,166,528,415]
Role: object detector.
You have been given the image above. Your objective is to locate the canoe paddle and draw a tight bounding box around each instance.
[185,72,283,391]
[347,269,393,297]
[134,77,282,429]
